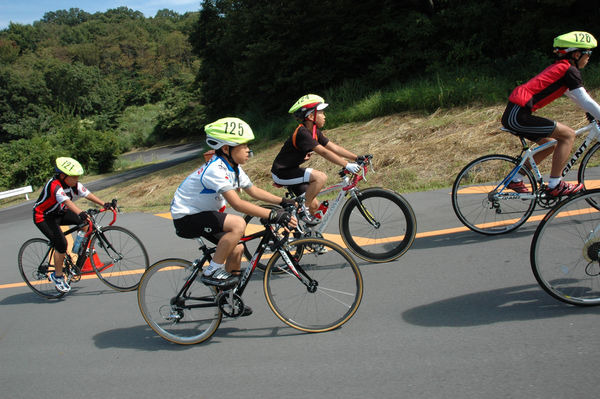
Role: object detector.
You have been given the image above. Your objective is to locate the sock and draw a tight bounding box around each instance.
[203,260,224,276]
[511,176,523,183]
[548,177,561,189]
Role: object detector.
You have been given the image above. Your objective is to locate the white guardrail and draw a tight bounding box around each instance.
[0,185,33,200]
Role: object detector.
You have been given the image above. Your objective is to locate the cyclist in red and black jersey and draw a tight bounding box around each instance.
[33,157,113,293]
[501,31,600,197]
[271,94,360,224]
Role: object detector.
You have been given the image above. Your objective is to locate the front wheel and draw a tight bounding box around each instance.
[530,189,600,306]
[339,188,416,262]
[18,238,66,299]
[90,226,149,291]
[264,238,363,332]
[577,142,600,210]
[138,259,222,345]
[452,154,537,235]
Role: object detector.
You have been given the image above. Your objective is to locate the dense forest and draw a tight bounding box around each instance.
[1,0,600,190]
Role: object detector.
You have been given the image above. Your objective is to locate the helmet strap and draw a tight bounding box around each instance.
[218,146,241,188]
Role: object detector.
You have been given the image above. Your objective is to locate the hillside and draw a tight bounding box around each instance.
[87,95,591,213]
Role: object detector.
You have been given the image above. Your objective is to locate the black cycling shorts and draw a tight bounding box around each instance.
[34,210,83,254]
[172,211,227,245]
[501,102,556,141]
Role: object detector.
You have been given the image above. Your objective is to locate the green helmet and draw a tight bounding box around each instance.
[55,157,84,176]
[289,94,329,119]
[553,31,597,55]
[204,117,255,150]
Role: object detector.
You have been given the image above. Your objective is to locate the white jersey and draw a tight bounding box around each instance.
[170,154,253,219]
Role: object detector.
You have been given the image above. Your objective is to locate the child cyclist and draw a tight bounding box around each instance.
[170,118,296,311]
[271,94,362,224]
[502,31,600,197]
[33,157,115,293]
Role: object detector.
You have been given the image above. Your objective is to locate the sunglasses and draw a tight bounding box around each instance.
[582,50,593,55]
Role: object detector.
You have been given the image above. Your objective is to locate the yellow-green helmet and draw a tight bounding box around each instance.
[55,157,84,176]
[289,94,328,120]
[553,31,597,55]
[204,117,255,150]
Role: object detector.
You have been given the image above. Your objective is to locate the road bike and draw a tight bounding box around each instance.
[530,188,600,306]
[244,155,417,265]
[452,116,600,235]
[137,216,363,345]
[18,204,149,299]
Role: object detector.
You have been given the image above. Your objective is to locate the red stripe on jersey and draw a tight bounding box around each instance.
[508,60,571,111]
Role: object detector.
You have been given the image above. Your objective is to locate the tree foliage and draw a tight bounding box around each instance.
[192,0,600,118]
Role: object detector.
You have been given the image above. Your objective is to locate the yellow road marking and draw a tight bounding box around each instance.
[3,205,598,291]
[456,179,600,194]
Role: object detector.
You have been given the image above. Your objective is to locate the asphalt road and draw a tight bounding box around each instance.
[1,182,598,399]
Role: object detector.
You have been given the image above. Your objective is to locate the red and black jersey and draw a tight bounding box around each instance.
[33,176,90,223]
[508,59,583,111]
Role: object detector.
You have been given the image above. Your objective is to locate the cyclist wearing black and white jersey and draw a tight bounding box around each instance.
[502,31,600,197]
[170,118,296,307]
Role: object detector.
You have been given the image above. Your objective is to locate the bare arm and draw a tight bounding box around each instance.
[243,185,284,205]
[324,141,357,161]
[222,190,273,219]
[313,144,351,167]
[85,192,106,208]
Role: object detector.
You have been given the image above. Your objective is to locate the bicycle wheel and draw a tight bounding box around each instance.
[452,154,537,235]
[17,238,66,299]
[90,226,149,291]
[264,238,363,332]
[578,142,600,210]
[138,258,222,345]
[339,187,416,262]
[243,204,279,272]
[530,189,600,306]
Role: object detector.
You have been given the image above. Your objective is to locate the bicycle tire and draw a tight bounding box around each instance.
[17,238,66,299]
[578,142,600,210]
[90,226,149,291]
[138,258,222,345]
[339,187,416,262]
[264,237,363,332]
[530,189,600,306]
[452,154,537,235]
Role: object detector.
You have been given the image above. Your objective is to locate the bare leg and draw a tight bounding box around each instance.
[548,122,576,178]
[53,251,65,276]
[304,170,327,214]
[213,214,245,269]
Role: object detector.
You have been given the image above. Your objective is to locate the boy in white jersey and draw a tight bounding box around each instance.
[171,118,296,305]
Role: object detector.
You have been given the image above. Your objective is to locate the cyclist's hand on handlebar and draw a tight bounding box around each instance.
[103,198,118,210]
[356,154,372,164]
[345,162,361,174]
[280,197,296,210]
[78,211,89,221]
[268,208,293,227]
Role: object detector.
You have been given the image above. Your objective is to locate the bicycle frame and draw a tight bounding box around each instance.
[178,224,313,312]
[298,161,373,234]
[495,121,600,199]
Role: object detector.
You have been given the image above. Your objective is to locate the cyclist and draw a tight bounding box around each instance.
[33,157,114,293]
[271,94,361,224]
[170,117,297,313]
[502,31,600,197]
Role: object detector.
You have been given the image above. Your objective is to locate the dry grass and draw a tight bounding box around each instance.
[4,94,595,213]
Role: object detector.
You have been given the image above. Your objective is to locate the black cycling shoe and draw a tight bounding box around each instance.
[200,269,240,288]
[240,305,253,317]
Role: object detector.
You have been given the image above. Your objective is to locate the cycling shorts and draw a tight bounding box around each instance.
[272,168,312,196]
[34,209,83,254]
[172,211,227,245]
[501,102,556,141]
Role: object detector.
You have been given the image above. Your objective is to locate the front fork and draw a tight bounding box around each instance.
[349,190,380,228]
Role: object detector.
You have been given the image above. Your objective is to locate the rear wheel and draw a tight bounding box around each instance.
[138,259,222,345]
[452,154,537,235]
[18,238,66,299]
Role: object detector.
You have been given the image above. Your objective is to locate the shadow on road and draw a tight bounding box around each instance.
[402,282,600,327]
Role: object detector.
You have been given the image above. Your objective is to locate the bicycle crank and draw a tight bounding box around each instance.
[216,291,245,317]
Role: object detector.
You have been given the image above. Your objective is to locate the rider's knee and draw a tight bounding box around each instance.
[224,214,246,236]
[311,170,327,185]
